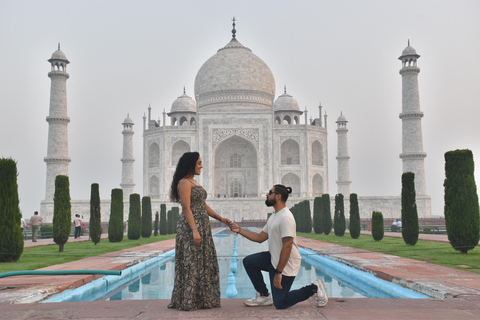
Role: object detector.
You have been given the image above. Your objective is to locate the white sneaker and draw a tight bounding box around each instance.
[313,278,328,307]
[244,292,273,306]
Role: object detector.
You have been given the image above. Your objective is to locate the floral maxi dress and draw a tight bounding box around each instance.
[168,186,221,311]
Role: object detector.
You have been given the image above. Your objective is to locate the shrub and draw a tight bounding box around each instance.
[391,224,398,232]
[108,189,124,242]
[401,172,419,245]
[313,196,323,234]
[423,227,431,234]
[141,197,152,238]
[444,149,480,253]
[39,225,53,239]
[334,194,346,236]
[159,204,167,235]
[53,175,72,252]
[349,193,360,239]
[172,207,179,234]
[154,211,159,236]
[89,183,102,245]
[128,194,141,240]
[371,211,384,241]
[321,194,332,235]
[0,158,23,262]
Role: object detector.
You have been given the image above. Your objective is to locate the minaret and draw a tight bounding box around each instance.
[336,112,351,196]
[121,114,135,199]
[44,44,71,201]
[399,41,427,196]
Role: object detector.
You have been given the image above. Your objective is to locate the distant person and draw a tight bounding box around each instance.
[228,185,328,309]
[73,214,83,239]
[397,219,402,230]
[20,217,27,232]
[30,211,42,242]
[167,152,231,311]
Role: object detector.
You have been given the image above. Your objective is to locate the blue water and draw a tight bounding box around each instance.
[43,229,429,303]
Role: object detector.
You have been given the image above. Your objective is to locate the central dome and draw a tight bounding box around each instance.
[194,38,276,110]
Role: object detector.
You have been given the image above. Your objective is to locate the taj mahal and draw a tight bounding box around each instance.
[40,22,431,223]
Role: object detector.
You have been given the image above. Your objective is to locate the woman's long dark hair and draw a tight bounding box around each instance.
[170,152,200,203]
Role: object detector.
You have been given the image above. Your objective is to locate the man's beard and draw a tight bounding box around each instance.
[265,198,275,207]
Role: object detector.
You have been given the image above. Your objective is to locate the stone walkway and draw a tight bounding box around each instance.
[1,231,480,319]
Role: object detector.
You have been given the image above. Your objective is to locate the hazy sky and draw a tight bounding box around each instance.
[1,0,479,218]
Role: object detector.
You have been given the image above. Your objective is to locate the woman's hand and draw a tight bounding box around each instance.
[192,229,201,246]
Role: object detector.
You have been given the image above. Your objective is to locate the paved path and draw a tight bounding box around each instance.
[1,231,479,319]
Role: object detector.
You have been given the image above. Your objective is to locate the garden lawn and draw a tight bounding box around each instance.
[298,232,480,275]
[0,235,175,273]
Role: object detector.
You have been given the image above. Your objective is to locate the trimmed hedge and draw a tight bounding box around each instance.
[321,194,332,235]
[128,193,141,240]
[444,149,480,253]
[172,206,179,234]
[334,194,346,236]
[159,204,167,235]
[89,183,102,245]
[108,189,124,242]
[154,211,159,236]
[401,172,419,245]
[349,193,360,239]
[53,175,72,252]
[0,158,23,262]
[313,196,323,234]
[371,211,384,241]
[141,196,152,238]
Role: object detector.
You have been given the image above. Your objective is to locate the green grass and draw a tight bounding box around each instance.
[298,232,480,275]
[0,235,175,273]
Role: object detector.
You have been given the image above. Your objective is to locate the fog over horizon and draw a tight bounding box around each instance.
[1,0,479,219]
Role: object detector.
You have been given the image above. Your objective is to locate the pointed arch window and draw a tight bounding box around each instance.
[230,153,242,168]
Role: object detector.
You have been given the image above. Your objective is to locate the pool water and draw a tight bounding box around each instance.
[43,229,429,303]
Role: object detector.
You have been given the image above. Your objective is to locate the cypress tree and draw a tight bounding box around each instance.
[313,196,323,234]
[401,172,419,245]
[349,193,360,239]
[108,189,124,242]
[291,204,300,232]
[167,209,174,234]
[89,183,102,245]
[321,194,332,235]
[53,175,71,252]
[154,211,159,236]
[172,206,179,234]
[159,204,167,235]
[141,196,152,238]
[128,193,141,240]
[0,158,23,262]
[303,200,312,233]
[444,149,480,253]
[372,211,384,241]
[334,194,346,236]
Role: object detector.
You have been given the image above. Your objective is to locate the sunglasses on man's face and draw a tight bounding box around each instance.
[268,190,278,195]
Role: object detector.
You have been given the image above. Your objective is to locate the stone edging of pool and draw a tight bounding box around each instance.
[296,236,480,299]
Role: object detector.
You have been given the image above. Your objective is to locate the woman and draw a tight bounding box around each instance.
[167,152,230,311]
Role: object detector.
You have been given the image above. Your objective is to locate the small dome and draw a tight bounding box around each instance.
[171,92,196,113]
[402,45,417,56]
[273,91,300,111]
[123,114,134,124]
[336,113,347,122]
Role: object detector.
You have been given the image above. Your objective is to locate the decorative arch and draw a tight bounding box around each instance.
[281,139,300,165]
[179,116,188,126]
[282,115,292,124]
[312,140,324,166]
[171,140,190,166]
[281,172,300,197]
[312,173,324,196]
[148,143,160,168]
[190,117,196,126]
[149,175,160,198]
[171,117,177,126]
[214,135,257,197]
[275,116,281,124]
[294,116,300,124]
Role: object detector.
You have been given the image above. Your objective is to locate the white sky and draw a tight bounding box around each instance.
[1,0,479,218]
